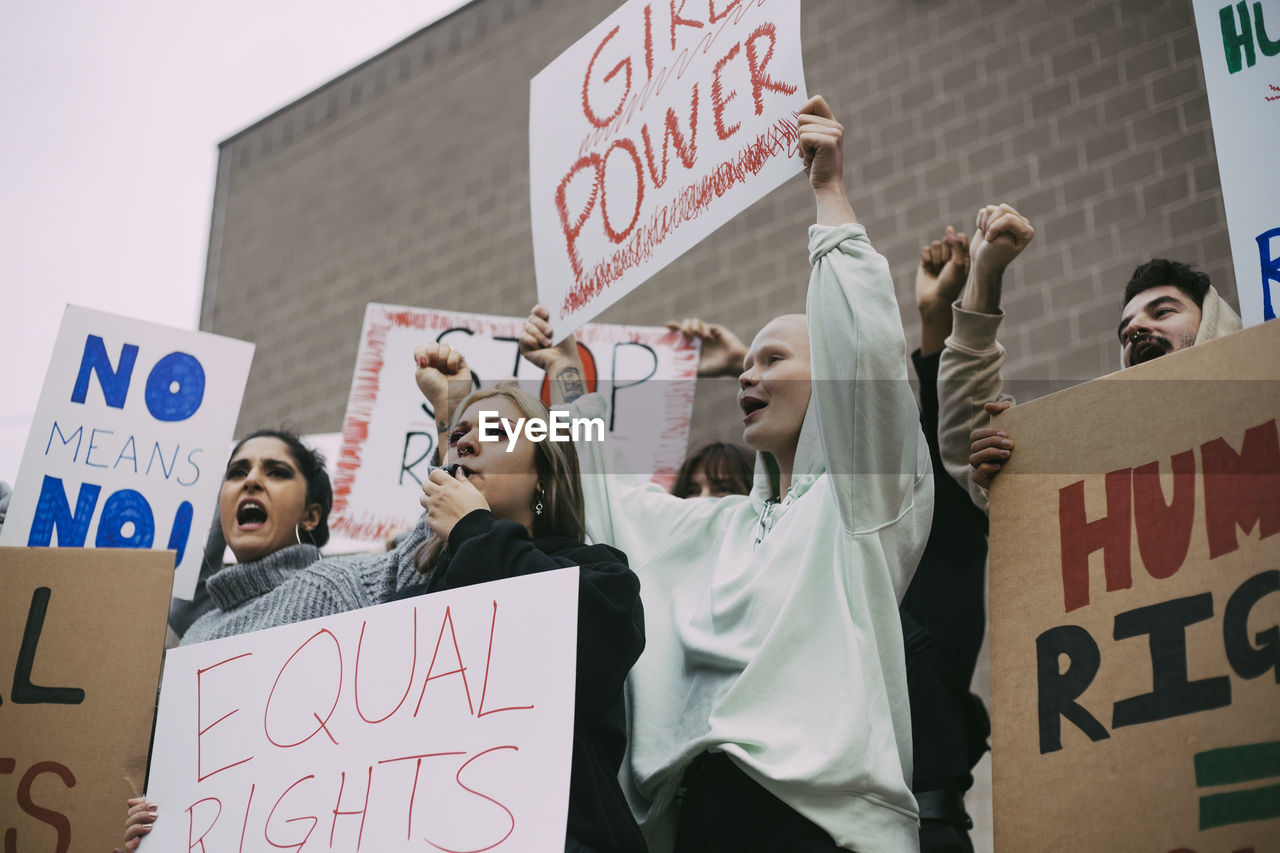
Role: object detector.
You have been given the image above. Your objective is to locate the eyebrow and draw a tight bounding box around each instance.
[1117,295,1182,341]
[225,456,295,472]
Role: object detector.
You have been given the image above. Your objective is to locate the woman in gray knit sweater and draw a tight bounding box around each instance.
[179,429,334,644]
[119,429,333,852]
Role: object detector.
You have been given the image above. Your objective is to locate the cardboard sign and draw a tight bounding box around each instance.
[1193,0,1280,327]
[530,0,807,334]
[0,306,254,599]
[988,320,1280,851]
[0,547,172,852]
[330,304,699,543]
[145,568,579,852]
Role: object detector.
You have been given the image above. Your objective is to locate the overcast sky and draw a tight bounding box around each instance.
[0,0,472,482]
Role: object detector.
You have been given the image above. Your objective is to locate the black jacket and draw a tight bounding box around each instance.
[394,509,648,853]
[903,349,992,791]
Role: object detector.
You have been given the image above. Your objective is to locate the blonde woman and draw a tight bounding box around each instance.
[399,371,648,853]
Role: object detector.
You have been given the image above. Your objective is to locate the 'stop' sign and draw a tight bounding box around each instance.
[530,0,808,336]
[0,305,254,599]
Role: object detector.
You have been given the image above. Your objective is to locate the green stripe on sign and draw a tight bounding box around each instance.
[1195,741,1280,787]
[1199,783,1280,830]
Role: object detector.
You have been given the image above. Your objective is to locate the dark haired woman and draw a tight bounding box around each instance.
[179,429,332,644]
[670,440,754,498]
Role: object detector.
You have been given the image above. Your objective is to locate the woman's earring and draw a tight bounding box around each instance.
[533,488,545,517]
[295,523,304,546]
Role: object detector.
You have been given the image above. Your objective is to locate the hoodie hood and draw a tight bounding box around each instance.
[1194,284,1243,345]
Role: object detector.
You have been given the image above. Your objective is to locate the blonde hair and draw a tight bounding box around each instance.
[415,384,587,575]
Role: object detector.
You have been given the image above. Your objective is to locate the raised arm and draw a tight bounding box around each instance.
[520,304,588,406]
[800,96,930,535]
[414,342,475,457]
[937,203,1033,511]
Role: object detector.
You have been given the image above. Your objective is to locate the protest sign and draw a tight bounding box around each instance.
[0,547,171,851]
[0,305,254,599]
[145,568,579,852]
[530,0,807,335]
[1193,0,1280,327]
[329,304,699,543]
[988,320,1280,851]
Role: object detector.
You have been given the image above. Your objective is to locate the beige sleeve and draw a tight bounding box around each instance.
[937,302,1016,514]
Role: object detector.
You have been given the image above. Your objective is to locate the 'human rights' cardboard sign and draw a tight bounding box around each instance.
[0,305,254,599]
[530,0,808,335]
[988,319,1280,851]
[145,568,579,852]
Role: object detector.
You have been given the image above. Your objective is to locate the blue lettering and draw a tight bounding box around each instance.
[1258,227,1280,321]
[71,336,139,409]
[178,447,203,488]
[95,490,155,548]
[84,428,113,469]
[146,441,178,479]
[144,352,205,422]
[44,422,84,461]
[167,501,194,565]
[114,435,138,473]
[28,476,100,547]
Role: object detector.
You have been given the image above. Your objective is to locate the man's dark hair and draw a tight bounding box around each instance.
[1123,259,1210,308]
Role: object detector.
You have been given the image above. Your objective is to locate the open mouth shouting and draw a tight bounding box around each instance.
[1129,335,1171,365]
[236,498,268,530]
[739,393,767,424]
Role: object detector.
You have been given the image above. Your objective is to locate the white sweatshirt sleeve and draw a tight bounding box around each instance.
[807,223,932,536]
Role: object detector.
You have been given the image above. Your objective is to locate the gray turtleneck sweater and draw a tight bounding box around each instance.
[181,520,431,646]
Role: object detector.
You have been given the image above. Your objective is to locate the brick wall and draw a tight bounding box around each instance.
[201,0,1234,445]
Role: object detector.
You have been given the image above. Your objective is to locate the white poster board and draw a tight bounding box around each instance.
[1193,0,1280,326]
[530,0,808,334]
[0,306,253,599]
[146,568,579,852]
[330,304,699,543]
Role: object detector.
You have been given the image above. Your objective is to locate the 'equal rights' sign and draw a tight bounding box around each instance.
[0,306,253,599]
[530,0,808,335]
[146,569,578,852]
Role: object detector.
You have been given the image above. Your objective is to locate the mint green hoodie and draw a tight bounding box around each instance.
[570,223,934,852]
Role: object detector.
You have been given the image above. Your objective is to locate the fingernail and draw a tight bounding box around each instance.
[418,357,427,367]
[1001,440,1012,448]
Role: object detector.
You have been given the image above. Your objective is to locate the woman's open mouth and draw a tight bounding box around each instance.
[236,499,268,529]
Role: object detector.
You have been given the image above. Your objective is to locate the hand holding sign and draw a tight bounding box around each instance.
[519,304,579,373]
[665,317,748,378]
[797,96,857,226]
[521,304,589,406]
